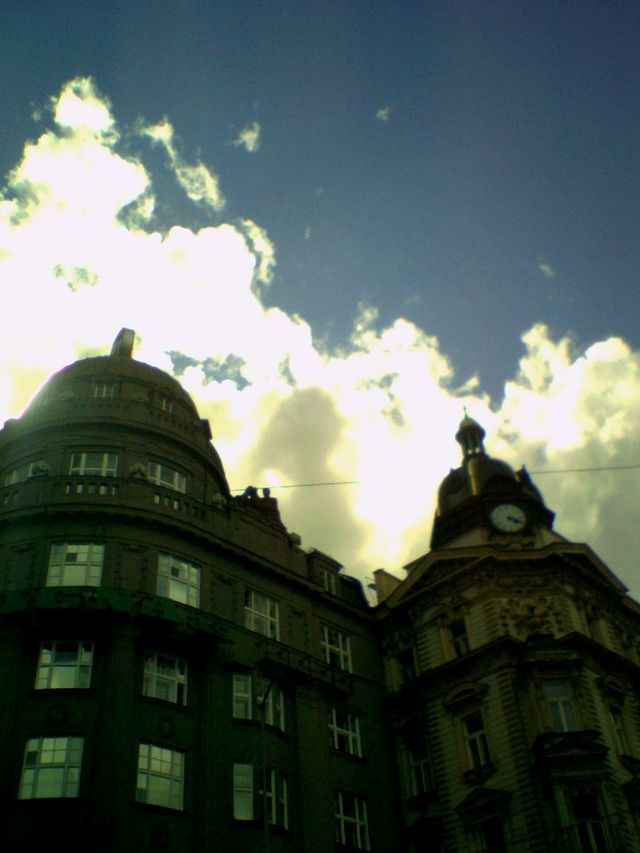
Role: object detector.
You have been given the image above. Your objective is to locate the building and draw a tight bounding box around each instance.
[0,330,399,852]
[1,332,640,852]
[375,415,640,852]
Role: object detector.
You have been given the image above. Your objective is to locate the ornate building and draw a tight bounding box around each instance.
[1,332,639,852]
[0,331,399,852]
[375,416,640,852]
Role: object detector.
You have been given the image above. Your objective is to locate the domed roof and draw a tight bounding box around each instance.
[435,414,551,521]
[18,330,229,495]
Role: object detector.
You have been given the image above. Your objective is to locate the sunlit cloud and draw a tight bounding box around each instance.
[2,78,640,601]
[231,122,261,153]
[142,117,225,212]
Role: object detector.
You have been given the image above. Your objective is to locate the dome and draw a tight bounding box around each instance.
[12,331,229,496]
[431,414,554,546]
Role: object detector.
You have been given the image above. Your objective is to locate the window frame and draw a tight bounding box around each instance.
[69,451,118,477]
[450,618,470,657]
[329,708,362,757]
[322,626,352,672]
[46,543,104,587]
[4,460,47,486]
[93,382,115,398]
[244,590,280,640]
[143,651,188,706]
[233,762,254,821]
[147,461,187,493]
[18,736,84,799]
[462,710,491,770]
[157,553,200,608]
[335,790,370,850]
[543,679,578,732]
[35,640,93,690]
[232,673,285,732]
[135,742,185,811]
[262,767,289,829]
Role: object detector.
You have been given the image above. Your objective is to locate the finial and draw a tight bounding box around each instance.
[111,328,135,358]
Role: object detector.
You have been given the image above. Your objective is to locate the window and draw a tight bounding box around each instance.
[263,768,289,829]
[323,569,337,594]
[233,762,254,820]
[4,460,47,486]
[157,553,200,607]
[143,652,187,705]
[335,791,370,850]
[148,461,186,493]
[322,627,352,672]
[329,708,362,757]
[397,647,417,683]
[18,736,83,799]
[463,711,491,769]
[567,785,608,853]
[69,452,118,477]
[407,737,432,796]
[609,706,628,753]
[544,680,578,732]
[35,641,93,689]
[158,396,173,412]
[450,619,470,657]
[232,673,285,731]
[476,818,507,853]
[93,382,115,398]
[136,743,184,810]
[47,543,104,586]
[245,591,279,640]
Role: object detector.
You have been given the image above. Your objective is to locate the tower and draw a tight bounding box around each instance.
[0,333,399,851]
[376,416,640,853]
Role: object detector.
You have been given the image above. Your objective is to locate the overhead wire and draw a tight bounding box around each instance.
[230,462,640,493]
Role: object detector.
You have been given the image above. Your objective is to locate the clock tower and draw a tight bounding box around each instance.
[430,415,555,549]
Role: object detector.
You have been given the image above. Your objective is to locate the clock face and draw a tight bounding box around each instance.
[490,503,526,532]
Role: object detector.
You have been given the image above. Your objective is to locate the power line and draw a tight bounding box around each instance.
[230,462,640,493]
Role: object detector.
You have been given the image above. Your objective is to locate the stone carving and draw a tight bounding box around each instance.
[499,595,558,637]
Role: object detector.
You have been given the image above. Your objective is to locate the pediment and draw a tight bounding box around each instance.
[456,787,511,824]
[533,730,608,761]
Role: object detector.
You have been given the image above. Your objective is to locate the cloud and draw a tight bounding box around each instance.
[375,106,391,122]
[231,122,261,153]
[538,260,556,279]
[142,117,225,212]
[2,78,640,601]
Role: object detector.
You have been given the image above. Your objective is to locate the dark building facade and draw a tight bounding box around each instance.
[1,332,640,852]
[0,331,399,852]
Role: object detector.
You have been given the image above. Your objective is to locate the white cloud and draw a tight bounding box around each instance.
[375,106,391,122]
[2,78,640,601]
[231,122,261,153]
[142,117,225,212]
[538,260,556,279]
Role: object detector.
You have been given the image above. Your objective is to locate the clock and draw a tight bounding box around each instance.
[490,503,526,532]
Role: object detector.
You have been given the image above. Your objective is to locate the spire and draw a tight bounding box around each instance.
[455,412,486,459]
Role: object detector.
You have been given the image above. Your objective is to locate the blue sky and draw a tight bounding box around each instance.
[3,1,638,397]
[1,1,640,590]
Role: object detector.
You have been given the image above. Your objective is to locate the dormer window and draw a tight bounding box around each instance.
[323,569,337,595]
[93,382,115,398]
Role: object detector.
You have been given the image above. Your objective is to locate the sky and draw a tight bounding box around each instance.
[1,1,640,597]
